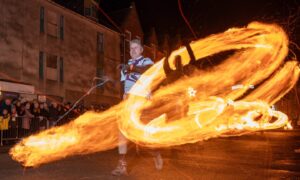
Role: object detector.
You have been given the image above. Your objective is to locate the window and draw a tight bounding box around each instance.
[47,10,58,38]
[46,54,57,68]
[40,7,45,33]
[59,15,64,40]
[39,51,44,80]
[96,57,104,78]
[40,53,63,82]
[46,54,64,82]
[96,54,104,88]
[59,57,64,82]
[91,5,97,18]
[46,54,58,81]
[84,4,98,21]
[96,32,104,88]
[97,32,104,53]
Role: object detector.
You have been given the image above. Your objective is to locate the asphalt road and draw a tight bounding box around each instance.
[0,130,299,180]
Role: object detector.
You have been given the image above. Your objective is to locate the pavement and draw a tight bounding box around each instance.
[0,129,299,179]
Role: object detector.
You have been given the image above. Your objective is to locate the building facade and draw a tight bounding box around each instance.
[0,0,122,106]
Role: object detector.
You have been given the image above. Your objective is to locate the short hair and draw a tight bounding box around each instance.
[130,39,143,47]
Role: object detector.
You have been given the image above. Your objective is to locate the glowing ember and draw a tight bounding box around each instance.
[188,87,197,97]
[10,22,299,167]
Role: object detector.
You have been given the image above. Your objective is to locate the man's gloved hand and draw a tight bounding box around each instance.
[118,64,130,71]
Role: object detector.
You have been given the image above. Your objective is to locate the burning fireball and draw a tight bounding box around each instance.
[10,22,299,167]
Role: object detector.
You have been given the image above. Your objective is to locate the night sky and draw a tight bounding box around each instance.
[100,0,300,51]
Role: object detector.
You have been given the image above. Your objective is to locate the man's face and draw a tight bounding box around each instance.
[52,102,57,108]
[5,99,11,105]
[34,102,39,108]
[2,109,8,115]
[25,103,30,109]
[130,42,143,59]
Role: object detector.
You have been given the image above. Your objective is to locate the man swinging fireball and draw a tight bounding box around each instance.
[111,39,163,176]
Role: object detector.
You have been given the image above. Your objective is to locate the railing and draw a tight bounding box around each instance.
[0,115,73,146]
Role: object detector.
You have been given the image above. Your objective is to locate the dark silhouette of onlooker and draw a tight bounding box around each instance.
[0,98,12,115]
[39,103,49,130]
[9,106,18,138]
[49,102,59,127]
[22,102,34,136]
[15,100,22,115]
[31,101,41,133]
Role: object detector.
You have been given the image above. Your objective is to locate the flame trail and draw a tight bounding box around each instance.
[10,22,299,167]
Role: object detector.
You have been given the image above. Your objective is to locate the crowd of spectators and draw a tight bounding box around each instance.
[0,97,108,145]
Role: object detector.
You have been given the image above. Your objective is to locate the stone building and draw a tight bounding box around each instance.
[0,0,121,106]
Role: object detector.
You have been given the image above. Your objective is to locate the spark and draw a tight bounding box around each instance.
[188,87,197,97]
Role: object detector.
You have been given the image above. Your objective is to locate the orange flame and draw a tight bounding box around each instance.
[10,22,299,167]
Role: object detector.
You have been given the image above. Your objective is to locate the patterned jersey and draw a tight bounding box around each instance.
[121,56,154,94]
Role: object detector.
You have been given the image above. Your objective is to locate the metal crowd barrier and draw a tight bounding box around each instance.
[0,116,50,146]
[0,114,77,146]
